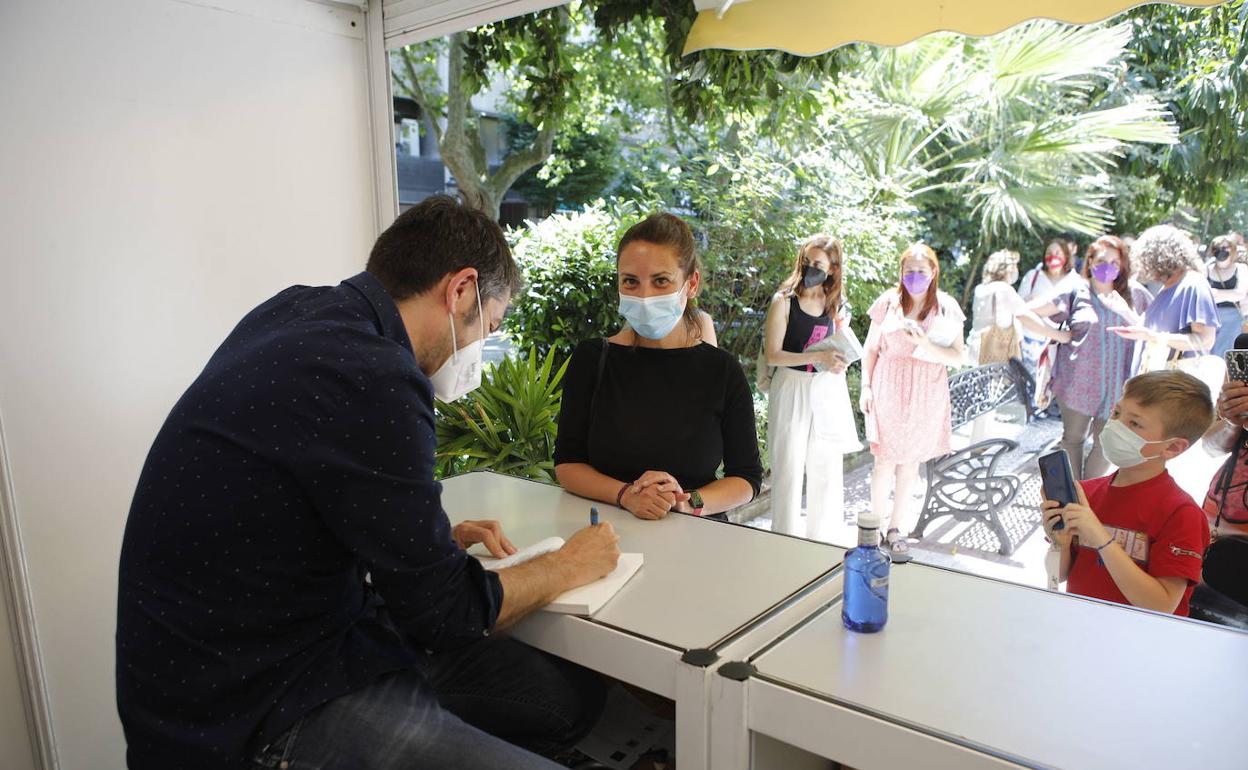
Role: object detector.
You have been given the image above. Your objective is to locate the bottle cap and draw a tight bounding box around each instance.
[856,512,881,530]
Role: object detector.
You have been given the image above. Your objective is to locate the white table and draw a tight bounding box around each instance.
[709,562,1248,770]
[439,471,846,769]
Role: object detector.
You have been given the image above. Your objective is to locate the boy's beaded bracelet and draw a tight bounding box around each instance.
[1094,536,1115,565]
[616,482,630,508]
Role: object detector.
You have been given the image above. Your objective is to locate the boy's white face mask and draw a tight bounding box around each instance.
[1099,419,1174,469]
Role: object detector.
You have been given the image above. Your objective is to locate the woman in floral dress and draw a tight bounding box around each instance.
[860,243,966,559]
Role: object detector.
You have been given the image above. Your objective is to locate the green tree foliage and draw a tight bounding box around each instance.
[507,128,915,370]
[591,0,856,125]
[676,140,915,362]
[506,117,621,212]
[828,22,1177,245]
[390,3,664,220]
[504,201,642,363]
[1116,0,1247,220]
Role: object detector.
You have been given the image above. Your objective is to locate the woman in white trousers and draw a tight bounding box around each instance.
[763,236,862,539]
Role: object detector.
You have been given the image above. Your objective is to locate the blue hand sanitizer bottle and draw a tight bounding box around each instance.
[842,512,889,632]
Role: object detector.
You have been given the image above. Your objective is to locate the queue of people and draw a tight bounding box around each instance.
[114,192,1247,768]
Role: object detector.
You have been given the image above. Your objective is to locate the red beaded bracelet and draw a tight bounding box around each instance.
[615,482,630,508]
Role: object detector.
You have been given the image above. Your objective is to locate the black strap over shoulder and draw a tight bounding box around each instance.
[1214,431,1248,528]
[589,338,609,418]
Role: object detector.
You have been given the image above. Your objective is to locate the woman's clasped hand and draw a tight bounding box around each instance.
[621,471,692,520]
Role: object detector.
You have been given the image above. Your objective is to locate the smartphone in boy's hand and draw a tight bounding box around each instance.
[1038,450,1079,530]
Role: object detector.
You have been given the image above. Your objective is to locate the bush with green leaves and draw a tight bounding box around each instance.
[434,347,569,481]
[504,201,643,363]
[672,141,918,365]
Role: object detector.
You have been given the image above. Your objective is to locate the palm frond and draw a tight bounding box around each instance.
[984,21,1131,99]
[971,182,1112,238]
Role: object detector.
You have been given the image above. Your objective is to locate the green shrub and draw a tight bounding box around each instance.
[434,347,569,481]
[661,149,909,469]
[505,201,643,363]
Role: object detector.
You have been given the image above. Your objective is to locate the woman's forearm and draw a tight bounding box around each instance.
[920,338,966,366]
[1212,287,1245,305]
[1017,312,1067,341]
[766,349,825,368]
[861,348,878,389]
[554,463,628,506]
[1159,326,1215,353]
[697,477,754,514]
[1202,420,1241,455]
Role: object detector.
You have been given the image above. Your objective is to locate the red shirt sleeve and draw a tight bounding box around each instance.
[1147,501,1209,585]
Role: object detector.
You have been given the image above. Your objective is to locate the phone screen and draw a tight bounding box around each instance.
[1226,349,1248,383]
[1038,450,1078,515]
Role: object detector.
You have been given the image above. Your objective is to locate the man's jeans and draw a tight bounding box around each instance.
[253,636,605,769]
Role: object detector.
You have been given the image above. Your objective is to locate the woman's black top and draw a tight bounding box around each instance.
[1209,266,1239,308]
[781,295,832,372]
[554,339,764,497]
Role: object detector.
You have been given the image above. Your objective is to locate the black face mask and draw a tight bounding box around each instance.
[1214,246,1232,263]
[802,265,828,288]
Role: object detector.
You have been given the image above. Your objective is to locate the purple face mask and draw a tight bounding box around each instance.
[1090,262,1120,284]
[902,271,933,296]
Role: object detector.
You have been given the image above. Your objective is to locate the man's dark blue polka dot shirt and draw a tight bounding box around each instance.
[116,272,503,769]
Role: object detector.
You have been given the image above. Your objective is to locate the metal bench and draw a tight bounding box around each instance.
[909,362,1031,556]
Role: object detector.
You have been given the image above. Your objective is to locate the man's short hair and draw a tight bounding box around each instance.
[366,195,521,309]
[1121,370,1214,443]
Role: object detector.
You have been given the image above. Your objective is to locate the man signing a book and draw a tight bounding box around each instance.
[116,195,620,770]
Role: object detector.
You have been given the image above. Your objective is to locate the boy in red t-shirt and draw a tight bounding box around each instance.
[1041,370,1214,615]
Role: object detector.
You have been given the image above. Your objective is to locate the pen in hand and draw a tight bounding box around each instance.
[590,506,599,526]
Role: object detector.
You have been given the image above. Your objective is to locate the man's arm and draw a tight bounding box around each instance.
[494,523,621,629]
[298,370,512,651]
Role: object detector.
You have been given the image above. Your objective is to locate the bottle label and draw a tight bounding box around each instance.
[870,576,889,589]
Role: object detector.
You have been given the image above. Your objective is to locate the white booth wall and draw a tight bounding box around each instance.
[0,0,378,766]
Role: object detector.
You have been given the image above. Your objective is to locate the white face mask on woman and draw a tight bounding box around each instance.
[618,283,688,340]
[428,281,486,402]
[1098,419,1173,469]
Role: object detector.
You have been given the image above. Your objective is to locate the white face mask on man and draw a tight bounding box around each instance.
[428,281,486,402]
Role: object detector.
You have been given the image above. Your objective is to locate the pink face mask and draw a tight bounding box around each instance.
[1045,254,1065,271]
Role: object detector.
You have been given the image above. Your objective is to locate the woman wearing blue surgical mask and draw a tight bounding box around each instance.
[554,213,763,520]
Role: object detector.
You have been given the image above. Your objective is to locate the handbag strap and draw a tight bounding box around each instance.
[1214,429,1248,528]
[1060,288,1077,331]
[589,338,609,418]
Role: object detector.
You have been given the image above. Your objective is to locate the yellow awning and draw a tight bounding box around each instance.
[684,1,1228,56]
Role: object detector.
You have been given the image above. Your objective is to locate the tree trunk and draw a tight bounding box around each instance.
[394,32,561,222]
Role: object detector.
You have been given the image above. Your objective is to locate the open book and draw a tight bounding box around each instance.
[475,537,644,617]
